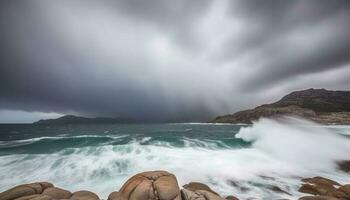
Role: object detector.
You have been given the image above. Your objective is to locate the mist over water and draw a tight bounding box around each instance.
[0,118,350,199]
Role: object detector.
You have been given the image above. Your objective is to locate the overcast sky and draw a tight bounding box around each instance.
[1,0,350,123]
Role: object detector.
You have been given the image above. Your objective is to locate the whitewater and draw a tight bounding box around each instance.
[0,117,350,200]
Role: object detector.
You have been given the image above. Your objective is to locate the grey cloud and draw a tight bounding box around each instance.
[240,10,350,90]
[0,0,350,122]
[219,0,350,90]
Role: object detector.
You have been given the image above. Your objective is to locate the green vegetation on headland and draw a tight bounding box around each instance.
[212,88,350,124]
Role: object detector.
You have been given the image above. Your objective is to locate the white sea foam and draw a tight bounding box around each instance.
[0,118,349,200]
[0,134,129,147]
[236,117,350,170]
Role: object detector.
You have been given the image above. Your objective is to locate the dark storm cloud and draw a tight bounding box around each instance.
[222,0,350,56]
[0,0,216,121]
[0,0,350,122]
[221,0,350,90]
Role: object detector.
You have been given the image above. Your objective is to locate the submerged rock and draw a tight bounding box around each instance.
[267,185,291,196]
[108,170,181,200]
[338,160,350,173]
[227,180,250,193]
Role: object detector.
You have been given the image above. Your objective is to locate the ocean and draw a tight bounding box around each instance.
[1,117,350,200]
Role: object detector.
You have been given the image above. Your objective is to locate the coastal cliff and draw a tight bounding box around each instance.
[212,88,350,124]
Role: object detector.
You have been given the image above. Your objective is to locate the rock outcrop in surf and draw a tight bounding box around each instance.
[298,176,350,200]
[211,88,350,124]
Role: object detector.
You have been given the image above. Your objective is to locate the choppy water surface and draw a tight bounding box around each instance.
[1,118,350,200]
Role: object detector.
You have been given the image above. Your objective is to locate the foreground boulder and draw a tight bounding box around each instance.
[183,182,219,196]
[298,176,350,200]
[181,189,223,200]
[338,184,350,197]
[3,173,350,200]
[299,176,340,196]
[302,177,340,187]
[108,170,181,200]
[17,195,53,200]
[42,187,71,199]
[70,191,99,200]
[182,182,238,200]
[0,182,99,200]
[0,182,53,200]
[298,196,339,200]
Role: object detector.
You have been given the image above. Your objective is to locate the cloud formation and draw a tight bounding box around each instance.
[0,0,350,122]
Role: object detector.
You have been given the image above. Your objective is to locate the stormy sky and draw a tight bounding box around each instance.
[1,0,350,123]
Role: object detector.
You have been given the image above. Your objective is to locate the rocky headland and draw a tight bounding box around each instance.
[211,88,350,124]
[2,161,350,200]
[33,115,136,125]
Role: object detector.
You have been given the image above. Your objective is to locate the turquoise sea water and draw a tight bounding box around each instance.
[0,123,249,154]
[1,118,350,199]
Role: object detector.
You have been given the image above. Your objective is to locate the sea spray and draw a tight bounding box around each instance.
[236,117,350,170]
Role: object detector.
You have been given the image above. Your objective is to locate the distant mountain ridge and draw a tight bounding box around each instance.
[212,88,350,124]
[34,115,136,125]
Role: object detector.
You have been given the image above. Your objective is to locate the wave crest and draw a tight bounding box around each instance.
[236,117,350,170]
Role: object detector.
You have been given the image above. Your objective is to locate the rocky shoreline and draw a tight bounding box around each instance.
[1,161,350,200]
[211,89,350,125]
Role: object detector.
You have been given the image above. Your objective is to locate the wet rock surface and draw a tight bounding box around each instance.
[298,176,350,200]
[70,191,99,200]
[181,182,239,200]
[42,187,71,199]
[0,182,99,200]
[183,182,219,196]
[299,196,339,200]
[2,171,350,200]
[107,170,181,200]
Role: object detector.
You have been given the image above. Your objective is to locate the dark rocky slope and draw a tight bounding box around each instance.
[212,88,350,124]
[34,115,136,125]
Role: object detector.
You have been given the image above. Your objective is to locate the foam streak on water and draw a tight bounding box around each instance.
[0,118,350,200]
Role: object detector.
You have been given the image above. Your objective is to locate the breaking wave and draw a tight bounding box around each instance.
[0,118,349,199]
